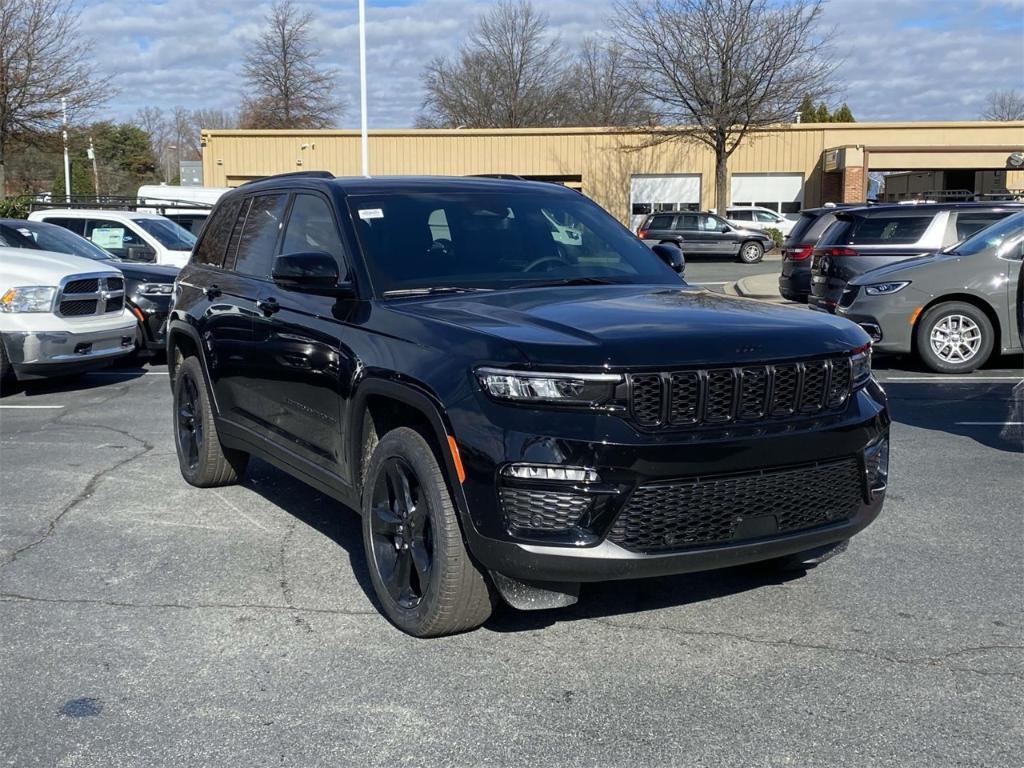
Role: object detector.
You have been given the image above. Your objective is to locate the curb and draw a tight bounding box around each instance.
[734,275,783,301]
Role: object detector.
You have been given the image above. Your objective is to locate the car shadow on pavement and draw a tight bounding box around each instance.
[3,365,151,398]
[238,457,810,631]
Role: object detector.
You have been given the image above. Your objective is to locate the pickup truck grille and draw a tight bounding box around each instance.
[627,357,853,429]
[57,275,126,318]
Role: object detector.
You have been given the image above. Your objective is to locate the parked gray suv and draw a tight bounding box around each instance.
[637,212,775,263]
[837,212,1024,373]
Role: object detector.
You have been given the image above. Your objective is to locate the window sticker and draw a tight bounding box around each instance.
[358,208,384,220]
[91,227,125,249]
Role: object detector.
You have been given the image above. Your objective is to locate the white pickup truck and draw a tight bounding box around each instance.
[0,246,137,391]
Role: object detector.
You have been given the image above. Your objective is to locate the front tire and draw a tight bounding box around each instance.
[916,301,994,374]
[739,241,764,264]
[362,427,493,637]
[173,355,248,486]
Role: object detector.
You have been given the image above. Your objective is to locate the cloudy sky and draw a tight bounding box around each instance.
[79,0,1024,127]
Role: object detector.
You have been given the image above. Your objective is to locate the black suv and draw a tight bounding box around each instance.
[778,205,855,302]
[809,202,1023,312]
[638,211,775,263]
[0,218,177,351]
[168,174,890,637]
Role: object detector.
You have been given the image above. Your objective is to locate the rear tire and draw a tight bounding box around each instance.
[0,335,15,397]
[173,355,248,487]
[915,301,994,374]
[739,241,764,264]
[362,427,494,637]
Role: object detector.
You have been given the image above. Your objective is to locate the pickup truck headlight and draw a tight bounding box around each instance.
[864,281,910,296]
[137,282,174,296]
[476,367,621,406]
[0,286,57,313]
[851,345,872,388]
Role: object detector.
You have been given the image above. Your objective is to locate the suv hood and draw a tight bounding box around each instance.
[113,262,180,281]
[394,285,867,367]
[848,251,947,284]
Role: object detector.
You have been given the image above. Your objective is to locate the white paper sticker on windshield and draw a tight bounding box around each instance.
[91,227,125,250]
[358,208,384,220]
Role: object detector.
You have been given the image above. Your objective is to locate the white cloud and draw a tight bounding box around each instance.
[78,0,1024,126]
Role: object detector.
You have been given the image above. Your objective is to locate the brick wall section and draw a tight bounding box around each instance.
[842,164,866,203]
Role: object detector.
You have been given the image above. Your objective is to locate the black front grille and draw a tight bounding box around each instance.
[59,299,99,316]
[500,487,590,532]
[64,278,99,294]
[105,295,124,312]
[106,277,124,292]
[627,357,853,430]
[607,458,864,553]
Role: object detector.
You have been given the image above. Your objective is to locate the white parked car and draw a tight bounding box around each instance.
[137,184,230,235]
[726,206,796,236]
[27,209,197,268]
[1,247,136,391]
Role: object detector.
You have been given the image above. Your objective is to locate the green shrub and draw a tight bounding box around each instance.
[763,227,784,249]
[0,196,32,219]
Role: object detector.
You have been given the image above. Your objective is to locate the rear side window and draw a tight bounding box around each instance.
[42,217,86,236]
[646,214,675,230]
[841,215,932,245]
[194,197,244,267]
[280,193,346,264]
[232,194,288,278]
[730,210,752,221]
[953,211,1010,241]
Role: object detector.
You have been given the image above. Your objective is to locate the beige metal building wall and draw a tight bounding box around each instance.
[201,122,1024,222]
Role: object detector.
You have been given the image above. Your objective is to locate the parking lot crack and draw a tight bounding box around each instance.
[588,617,1023,679]
[0,421,154,571]
[0,591,377,616]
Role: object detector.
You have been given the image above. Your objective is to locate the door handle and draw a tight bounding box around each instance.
[256,297,280,316]
[205,284,221,299]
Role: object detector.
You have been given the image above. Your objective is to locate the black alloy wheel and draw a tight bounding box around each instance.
[369,457,434,609]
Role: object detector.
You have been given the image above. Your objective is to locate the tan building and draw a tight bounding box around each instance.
[201,121,1024,226]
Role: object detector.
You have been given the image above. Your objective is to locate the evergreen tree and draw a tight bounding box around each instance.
[831,103,855,122]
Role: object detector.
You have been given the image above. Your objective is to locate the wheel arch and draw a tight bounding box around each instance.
[911,293,1002,355]
[165,321,222,414]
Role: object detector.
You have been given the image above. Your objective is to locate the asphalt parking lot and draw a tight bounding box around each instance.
[2,341,1022,766]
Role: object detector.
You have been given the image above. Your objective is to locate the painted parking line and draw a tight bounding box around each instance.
[82,371,169,376]
[0,405,64,409]
[878,376,1022,383]
[955,421,1024,426]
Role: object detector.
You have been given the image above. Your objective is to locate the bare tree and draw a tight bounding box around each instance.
[614,0,837,214]
[563,39,654,127]
[240,0,342,129]
[418,0,569,128]
[0,0,109,194]
[981,89,1024,121]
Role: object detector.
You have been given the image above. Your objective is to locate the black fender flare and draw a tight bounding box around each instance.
[165,318,220,411]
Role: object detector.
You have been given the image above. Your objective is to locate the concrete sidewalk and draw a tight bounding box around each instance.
[728,272,792,303]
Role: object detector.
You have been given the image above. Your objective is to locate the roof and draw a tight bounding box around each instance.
[28,209,170,219]
[237,173,579,196]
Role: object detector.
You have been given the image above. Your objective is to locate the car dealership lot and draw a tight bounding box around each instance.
[1,357,1021,767]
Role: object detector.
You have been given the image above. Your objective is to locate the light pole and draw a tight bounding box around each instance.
[359,0,369,177]
[61,98,71,203]
[166,144,177,184]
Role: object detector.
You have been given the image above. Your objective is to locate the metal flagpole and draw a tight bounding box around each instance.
[62,98,71,202]
[359,0,369,177]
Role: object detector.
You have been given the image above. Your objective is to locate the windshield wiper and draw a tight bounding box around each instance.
[510,276,622,289]
[382,286,493,298]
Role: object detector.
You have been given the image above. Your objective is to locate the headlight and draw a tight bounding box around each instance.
[0,286,57,313]
[851,345,872,388]
[138,282,174,295]
[476,367,621,406]
[865,281,910,296]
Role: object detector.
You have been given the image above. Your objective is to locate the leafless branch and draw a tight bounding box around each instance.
[981,89,1024,121]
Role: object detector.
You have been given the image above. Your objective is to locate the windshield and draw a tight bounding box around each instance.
[14,220,114,260]
[349,191,680,296]
[133,217,197,250]
[0,222,42,249]
[944,212,1024,258]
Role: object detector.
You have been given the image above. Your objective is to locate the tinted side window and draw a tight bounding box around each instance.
[843,215,932,245]
[953,211,1009,241]
[194,197,243,267]
[44,217,86,236]
[233,194,287,278]
[648,214,674,230]
[281,194,346,263]
[677,214,698,230]
[730,210,752,221]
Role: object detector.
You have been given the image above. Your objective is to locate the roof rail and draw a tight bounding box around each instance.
[242,170,335,185]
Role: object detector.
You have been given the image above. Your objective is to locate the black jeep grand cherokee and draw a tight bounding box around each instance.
[168,174,890,637]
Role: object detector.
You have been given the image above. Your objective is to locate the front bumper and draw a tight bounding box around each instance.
[452,382,890,584]
[127,295,171,349]
[3,323,136,379]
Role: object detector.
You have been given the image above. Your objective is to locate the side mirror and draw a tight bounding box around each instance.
[272,251,354,297]
[720,225,731,233]
[124,244,156,263]
[652,243,685,275]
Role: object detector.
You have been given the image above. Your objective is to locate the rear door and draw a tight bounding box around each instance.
[248,191,357,476]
